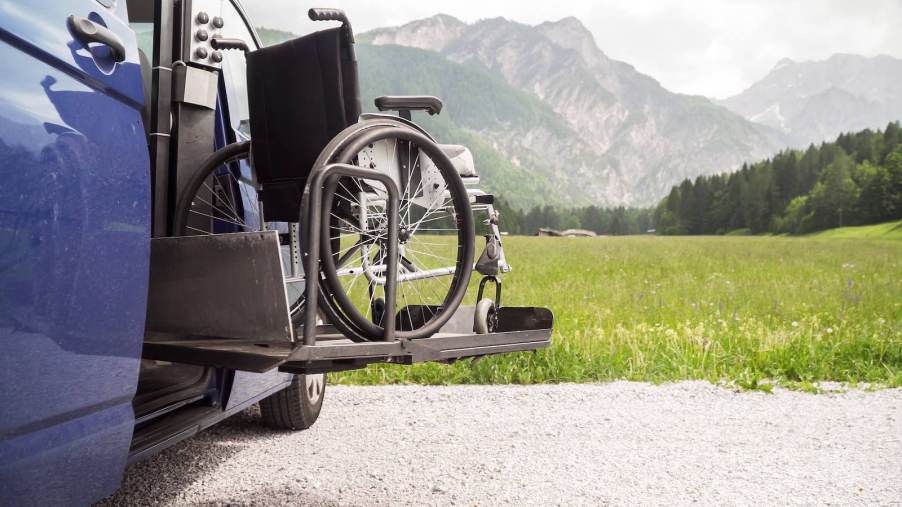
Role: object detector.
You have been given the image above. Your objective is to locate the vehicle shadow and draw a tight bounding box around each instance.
[95,407,337,506]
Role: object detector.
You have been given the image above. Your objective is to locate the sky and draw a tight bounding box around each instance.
[244,0,902,99]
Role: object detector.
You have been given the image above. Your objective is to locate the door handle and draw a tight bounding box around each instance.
[67,15,126,63]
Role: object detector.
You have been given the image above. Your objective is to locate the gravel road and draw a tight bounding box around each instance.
[100,382,902,506]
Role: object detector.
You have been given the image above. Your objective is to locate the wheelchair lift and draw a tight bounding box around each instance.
[142,228,553,374]
[142,163,553,375]
[141,3,553,373]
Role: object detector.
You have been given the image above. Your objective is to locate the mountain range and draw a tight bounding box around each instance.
[719,54,902,147]
[257,17,902,208]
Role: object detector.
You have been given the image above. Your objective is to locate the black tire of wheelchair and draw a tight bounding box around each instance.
[299,118,425,342]
[318,126,475,340]
[171,140,252,236]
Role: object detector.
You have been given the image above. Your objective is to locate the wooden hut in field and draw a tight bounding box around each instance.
[536,228,597,237]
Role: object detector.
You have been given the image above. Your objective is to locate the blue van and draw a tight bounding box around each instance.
[0,1,552,504]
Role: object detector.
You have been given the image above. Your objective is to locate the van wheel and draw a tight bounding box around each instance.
[259,374,326,430]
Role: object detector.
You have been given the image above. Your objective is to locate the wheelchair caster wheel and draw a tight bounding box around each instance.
[474,298,497,334]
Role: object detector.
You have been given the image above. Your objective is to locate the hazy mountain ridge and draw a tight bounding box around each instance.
[355,43,609,207]
[720,54,902,146]
[361,15,787,205]
[258,19,901,208]
[364,14,466,52]
[261,23,627,206]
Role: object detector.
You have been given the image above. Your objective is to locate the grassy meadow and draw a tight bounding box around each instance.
[335,231,902,388]
[807,219,902,240]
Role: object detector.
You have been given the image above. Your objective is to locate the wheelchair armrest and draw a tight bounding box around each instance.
[375,95,443,116]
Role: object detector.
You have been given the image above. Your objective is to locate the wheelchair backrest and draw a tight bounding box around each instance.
[247,27,361,222]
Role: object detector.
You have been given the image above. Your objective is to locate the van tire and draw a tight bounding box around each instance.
[259,374,326,430]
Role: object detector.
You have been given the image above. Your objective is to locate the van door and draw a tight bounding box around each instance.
[0,1,150,504]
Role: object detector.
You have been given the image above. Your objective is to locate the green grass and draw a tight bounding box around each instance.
[806,220,902,240]
[334,235,902,387]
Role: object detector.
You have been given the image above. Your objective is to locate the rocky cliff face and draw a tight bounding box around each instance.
[354,43,611,207]
[366,14,466,52]
[720,54,902,147]
[363,15,787,206]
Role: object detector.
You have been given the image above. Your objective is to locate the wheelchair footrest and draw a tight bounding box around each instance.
[141,306,553,374]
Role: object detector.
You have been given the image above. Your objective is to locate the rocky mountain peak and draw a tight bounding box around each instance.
[721,53,902,146]
[826,53,865,64]
[269,17,901,208]
[359,15,785,206]
[536,16,607,67]
[536,15,593,39]
[772,57,795,71]
[365,13,466,51]
[431,13,465,25]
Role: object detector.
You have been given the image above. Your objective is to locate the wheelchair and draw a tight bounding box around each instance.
[171,8,509,343]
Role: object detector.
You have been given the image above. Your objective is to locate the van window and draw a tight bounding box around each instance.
[126,0,155,135]
[133,23,154,58]
[126,1,256,139]
[219,3,257,139]
[126,0,156,59]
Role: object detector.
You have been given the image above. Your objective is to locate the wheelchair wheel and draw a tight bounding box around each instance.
[172,141,306,325]
[172,141,257,236]
[305,120,475,340]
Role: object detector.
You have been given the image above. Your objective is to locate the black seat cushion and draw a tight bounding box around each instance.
[247,27,361,222]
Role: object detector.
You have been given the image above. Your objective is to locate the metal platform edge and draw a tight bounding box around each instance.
[280,326,552,374]
[141,307,554,375]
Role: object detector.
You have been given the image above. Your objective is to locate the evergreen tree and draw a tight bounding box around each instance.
[853,161,894,224]
[654,122,901,236]
[498,123,900,237]
[807,151,859,229]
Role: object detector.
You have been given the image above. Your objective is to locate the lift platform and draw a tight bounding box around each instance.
[141,232,552,375]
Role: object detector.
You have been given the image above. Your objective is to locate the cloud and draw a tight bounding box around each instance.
[243,0,902,98]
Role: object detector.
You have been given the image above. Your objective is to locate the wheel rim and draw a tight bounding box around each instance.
[318,127,474,339]
[304,373,325,404]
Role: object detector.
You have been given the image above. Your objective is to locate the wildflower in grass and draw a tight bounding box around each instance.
[791,321,799,328]
[826,327,833,334]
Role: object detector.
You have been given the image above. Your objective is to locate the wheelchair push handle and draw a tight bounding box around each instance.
[308,7,347,23]
[211,37,249,53]
[308,8,354,42]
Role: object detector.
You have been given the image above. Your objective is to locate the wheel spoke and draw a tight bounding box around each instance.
[201,179,242,223]
[189,207,247,228]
